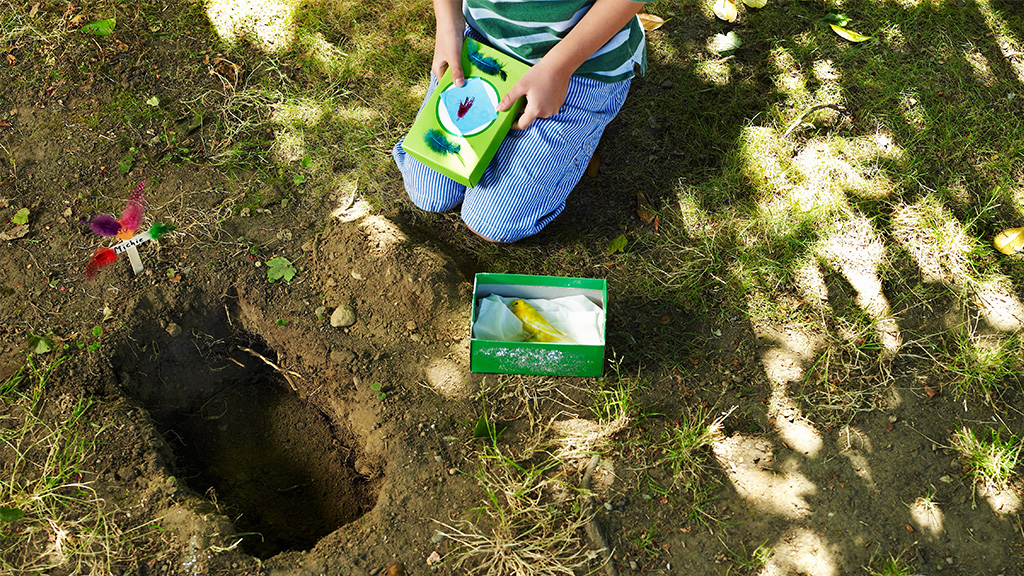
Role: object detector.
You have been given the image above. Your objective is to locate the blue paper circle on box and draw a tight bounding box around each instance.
[438,77,499,137]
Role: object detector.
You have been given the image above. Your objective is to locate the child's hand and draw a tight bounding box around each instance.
[432,0,466,87]
[433,32,465,87]
[497,62,571,130]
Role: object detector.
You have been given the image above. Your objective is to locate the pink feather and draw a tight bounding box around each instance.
[119,183,147,233]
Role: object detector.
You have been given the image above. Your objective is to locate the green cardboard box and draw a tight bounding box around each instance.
[403,39,530,186]
[470,273,608,377]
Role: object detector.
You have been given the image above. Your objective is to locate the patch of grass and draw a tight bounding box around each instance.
[657,405,731,492]
[866,553,914,576]
[952,426,1022,493]
[437,446,595,576]
[724,538,772,571]
[0,358,155,574]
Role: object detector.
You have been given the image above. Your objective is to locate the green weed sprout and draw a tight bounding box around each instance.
[371,382,386,401]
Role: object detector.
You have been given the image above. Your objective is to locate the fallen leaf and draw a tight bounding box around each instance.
[822,12,851,27]
[924,384,938,398]
[743,0,767,6]
[0,121,10,128]
[605,235,627,255]
[637,191,656,224]
[81,18,116,36]
[70,14,86,27]
[0,225,29,241]
[426,551,441,566]
[829,23,872,42]
[5,53,15,66]
[713,0,738,22]
[906,524,914,532]
[712,31,743,55]
[29,3,40,17]
[386,561,406,576]
[638,13,667,31]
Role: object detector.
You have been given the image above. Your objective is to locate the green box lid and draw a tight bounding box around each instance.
[403,40,530,187]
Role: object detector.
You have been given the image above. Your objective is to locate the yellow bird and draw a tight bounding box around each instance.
[508,299,575,344]
[994,228,1024,255]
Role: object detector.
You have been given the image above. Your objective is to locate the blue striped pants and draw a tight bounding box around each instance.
[393,69,631,242]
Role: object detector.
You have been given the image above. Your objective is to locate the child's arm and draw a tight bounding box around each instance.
[497,0,646,130]
[433,0,466,87]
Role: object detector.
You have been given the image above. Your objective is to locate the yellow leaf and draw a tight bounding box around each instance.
[714,0,738,22]
[829,23,872,42]
[994,227,1024,255]
[638,13,667,31]
[743,0,767,7]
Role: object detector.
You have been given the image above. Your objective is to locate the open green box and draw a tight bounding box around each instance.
[470,273,607,377]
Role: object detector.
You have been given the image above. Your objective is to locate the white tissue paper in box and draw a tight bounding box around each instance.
[473,294,605,345]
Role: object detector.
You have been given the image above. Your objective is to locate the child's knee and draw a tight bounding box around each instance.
[462,204,564,243]
[393,142,465,212]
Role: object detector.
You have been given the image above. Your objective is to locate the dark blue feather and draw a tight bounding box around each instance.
[467,41,508,81]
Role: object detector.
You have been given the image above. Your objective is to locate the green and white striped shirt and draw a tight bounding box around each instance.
[464,0,647,83]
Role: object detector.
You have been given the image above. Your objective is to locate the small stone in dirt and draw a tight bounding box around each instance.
[330,349,355,366]
[946,557,953,564]
[165,322,182,337]
[629,560,638,570]
[331,305,357,327]
[117,466,137,481]
[448,468,456,475]
[406,321,417,331]
[604,502,613,511]
[351,270,366,280]
[431,531,446,543]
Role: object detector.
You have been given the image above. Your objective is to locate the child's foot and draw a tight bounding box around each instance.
[994,227,1024,255]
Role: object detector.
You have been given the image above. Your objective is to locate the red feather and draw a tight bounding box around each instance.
[84,247,117,279]
[457,97,475,120]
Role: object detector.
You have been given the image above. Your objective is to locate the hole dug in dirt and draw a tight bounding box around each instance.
[114,313,379,559]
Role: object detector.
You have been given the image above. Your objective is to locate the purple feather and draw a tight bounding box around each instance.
[88,214,121,237]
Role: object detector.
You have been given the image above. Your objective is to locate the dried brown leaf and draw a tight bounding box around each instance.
[638,13,667,31]
[5,53,16,67]
[0,225,29,241]
[636,191,655,224]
